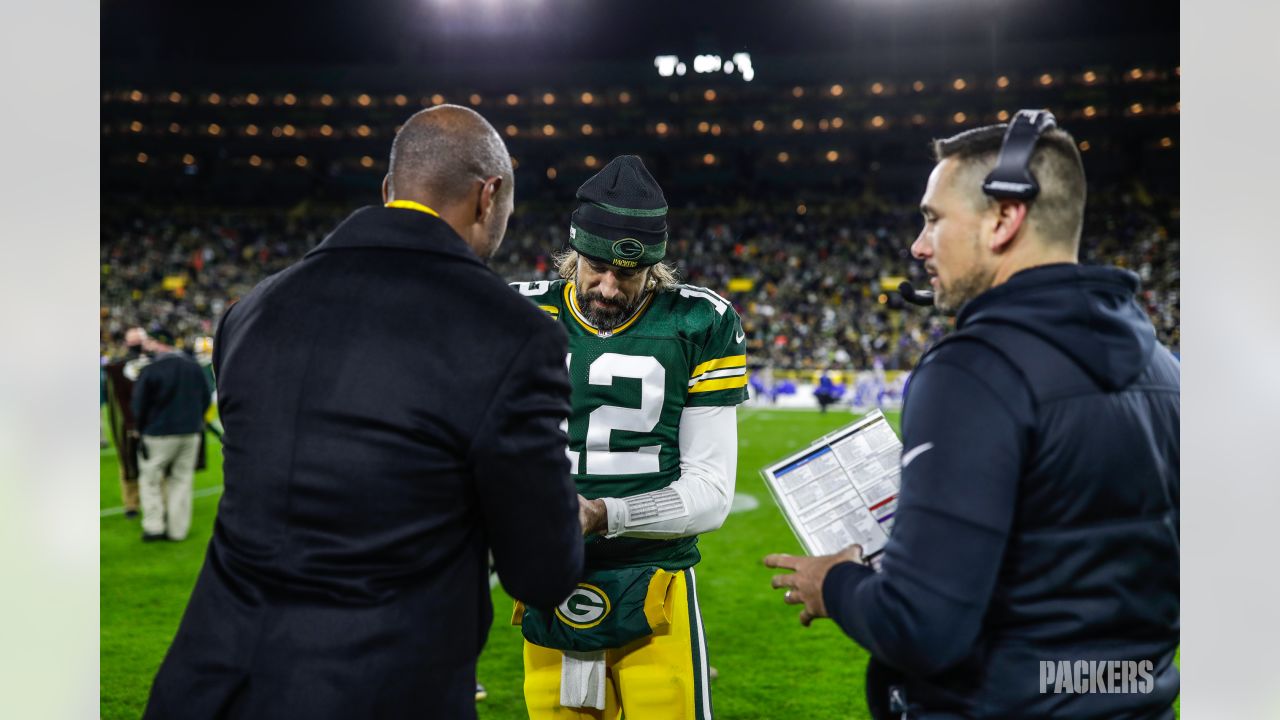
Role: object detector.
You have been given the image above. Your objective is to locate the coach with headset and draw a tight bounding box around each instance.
[766,112,1180,718]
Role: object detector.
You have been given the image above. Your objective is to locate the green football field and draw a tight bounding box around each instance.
[99,408,1176,718]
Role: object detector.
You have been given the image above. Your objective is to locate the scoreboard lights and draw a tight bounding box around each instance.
[655,52,754,81]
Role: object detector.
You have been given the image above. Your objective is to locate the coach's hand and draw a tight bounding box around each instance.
[764,545,864,627]
[578,495,607,537]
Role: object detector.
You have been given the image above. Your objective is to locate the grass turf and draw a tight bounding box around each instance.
[99,408,1177,718]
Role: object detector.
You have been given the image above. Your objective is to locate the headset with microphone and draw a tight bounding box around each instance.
[896,109,1058,307]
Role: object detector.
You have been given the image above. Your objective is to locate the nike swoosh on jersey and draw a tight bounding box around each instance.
[901,442,934,469]
[735,328,746,343]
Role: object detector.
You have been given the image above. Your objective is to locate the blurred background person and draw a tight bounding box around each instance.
[131,328,211,542]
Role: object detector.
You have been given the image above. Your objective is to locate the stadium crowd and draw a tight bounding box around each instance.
[101,188,1178,372]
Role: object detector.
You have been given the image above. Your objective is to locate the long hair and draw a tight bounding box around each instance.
[554,249,681,292]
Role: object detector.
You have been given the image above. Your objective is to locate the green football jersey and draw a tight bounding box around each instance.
[511,278,748,570]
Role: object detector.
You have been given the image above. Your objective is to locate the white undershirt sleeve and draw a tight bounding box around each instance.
[601,405,737,539]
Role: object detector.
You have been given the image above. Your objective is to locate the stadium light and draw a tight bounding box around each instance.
[542,123,556,136]
[791,86,804,98]
[694,55,722,73]
[676,63,687,76]
[1079,140,1091,152]
[825,150,839,162]
[431,94,445,105]
[506,93,519,106]
[169,92,182,103]
[580,123,593,135]
[470,93,483,106]
[247,93,260,105]
[320,94,334,106]
[129,90,143,102]
[953,112,967,124]
[542,92,556,105]
[830,84,844,97]
[912,81,924,92]
[361,156,375,168]
[819,119,830,131]
[733,53,755,82]
[1160,137,1174,148]
[1083,71,1098,84]
[244,124,258,136]
[170,123,182,134]
[619,91,632,103]
[182,153,196,165]
[655,122,669,135]
[996,76,1010,89]
[357,124,372,137]
[284,93,298,106]
[704,89,717,101]
[585,155,598,168]
[208,123,221,136]
[581,91,594,104]
[1083,106,1097,118]
[207,93,222,105]
[249,155,262,167]
[505,124,518,137]
[796,203,807,215]
[283,124,297,137]
[1129,67,1143,79]
[791,118,804,130]
[831,117,845,129]
[952,78,967,91]
[394,94,408,107]
[777,151,790,163]
[295,155,308,168]
[320,124,334,137]
[546,167,557,180]
[711,123,722,136]
[698,121,710,134]
[702,153,716,165]
[870,82,884,95]
[752,119,765,132]
[996,110,1010,121]
[136,152,148,164]
[1038,74,1053,86]
[357,93,371,107]
[1129,102,1144,115]
[870,115,886,128]
[129,121,143,133]
[655,55,678,77]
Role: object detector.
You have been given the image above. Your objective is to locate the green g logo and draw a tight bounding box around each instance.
[555,583,612,629]
[612,238,645,261]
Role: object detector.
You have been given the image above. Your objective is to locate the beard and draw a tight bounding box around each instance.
[934,264,995,315]
[577,287,644,332]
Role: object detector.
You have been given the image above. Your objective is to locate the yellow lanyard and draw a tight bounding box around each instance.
[384,200,441,218]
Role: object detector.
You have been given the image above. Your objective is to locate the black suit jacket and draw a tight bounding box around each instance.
[146,206,583,719]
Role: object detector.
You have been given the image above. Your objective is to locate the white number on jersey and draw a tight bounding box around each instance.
[678,286,729,316]
[579,353,666,475]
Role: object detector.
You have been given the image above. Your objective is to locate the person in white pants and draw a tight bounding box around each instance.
[131,330,212,542]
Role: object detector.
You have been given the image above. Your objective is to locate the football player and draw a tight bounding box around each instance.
[510,155,746,720]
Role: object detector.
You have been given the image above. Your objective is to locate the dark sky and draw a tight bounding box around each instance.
[102,0,1178,67]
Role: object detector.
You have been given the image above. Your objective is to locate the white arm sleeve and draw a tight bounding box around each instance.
[601,405,737,539]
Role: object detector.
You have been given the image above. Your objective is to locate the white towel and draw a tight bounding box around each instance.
[559,650,607,710]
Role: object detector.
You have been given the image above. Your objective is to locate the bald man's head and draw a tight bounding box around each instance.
[385,105,515,259]
[386,105,513,206]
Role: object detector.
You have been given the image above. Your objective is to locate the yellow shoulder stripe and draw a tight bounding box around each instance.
[689,375,749,394]
[691,354,747,378]
[538,305,560,315]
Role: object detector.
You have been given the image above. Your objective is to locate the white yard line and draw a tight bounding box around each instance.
[100,485,224,518]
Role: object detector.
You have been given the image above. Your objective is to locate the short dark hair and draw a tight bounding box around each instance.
[387,105,513,206]
[932,122,1087,247]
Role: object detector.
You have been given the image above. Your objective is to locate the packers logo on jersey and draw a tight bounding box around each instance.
[555,583,612,629]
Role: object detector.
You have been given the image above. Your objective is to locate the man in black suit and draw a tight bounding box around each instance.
[146,105,584,719]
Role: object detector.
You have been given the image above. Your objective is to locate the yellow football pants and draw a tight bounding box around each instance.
[523,568,713,720]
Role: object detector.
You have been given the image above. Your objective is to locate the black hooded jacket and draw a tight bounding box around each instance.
[824,264,1180,719]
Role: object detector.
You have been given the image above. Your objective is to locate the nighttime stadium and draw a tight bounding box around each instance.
[98,1,1185,718]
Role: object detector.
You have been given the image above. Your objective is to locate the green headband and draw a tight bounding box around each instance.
[569,223,667,268]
